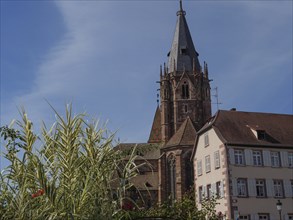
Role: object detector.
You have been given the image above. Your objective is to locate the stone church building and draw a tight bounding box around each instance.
[118,1,212,205]
[117,2,293,218]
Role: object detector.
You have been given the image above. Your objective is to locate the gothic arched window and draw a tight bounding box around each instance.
[181,81,189,99]
[184,151,194,191]
[167,154,176,201]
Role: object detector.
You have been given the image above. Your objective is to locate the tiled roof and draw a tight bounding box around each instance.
[202,110,293,147]
[116,143,161,160]
[130,173,159,190]
[164,117,196,148]
[148,107,162,143]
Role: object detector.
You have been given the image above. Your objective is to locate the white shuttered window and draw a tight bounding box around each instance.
[271,152,281,167]
[256,179,266,197]
[214,150,220,169]
[273,179,284,197]
[237,178,247,197]
[253,150,263,166]
[197,160,202,176]
[205,155,211,173]
[235,149,245,165]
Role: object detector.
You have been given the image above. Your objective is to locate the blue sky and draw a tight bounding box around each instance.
[0,0,292,154]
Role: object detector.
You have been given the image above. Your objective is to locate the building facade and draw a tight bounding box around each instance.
[192,110,293,220]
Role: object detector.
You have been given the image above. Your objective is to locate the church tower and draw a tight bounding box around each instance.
[160,1,212,143]
[151,1,212,203]
[119,0,213,207]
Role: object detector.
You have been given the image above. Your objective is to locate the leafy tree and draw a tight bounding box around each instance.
[0,105,143,219]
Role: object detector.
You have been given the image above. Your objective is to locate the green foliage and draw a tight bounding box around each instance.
[125,191,219,220]
[0,105,142,220]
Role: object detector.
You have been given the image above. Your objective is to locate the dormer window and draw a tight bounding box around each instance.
[181,48,187,54]
[257,130,266,140]
[247,125,280,143]
[181,81,189,99]
[180,46,187,55]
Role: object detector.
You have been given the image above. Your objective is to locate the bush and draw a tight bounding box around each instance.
[125,190,219,220]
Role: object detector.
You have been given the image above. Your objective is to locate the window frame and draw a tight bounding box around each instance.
[237,178,248,197]
[234,149,245,166]
[253,150,263,166]
[198,186,203,202]
[216,181,221,198]
[273,179,284,198]
[256,179,266,198]
[258,213,270,220]
[181,82,189,99]
[207,184,211,199]
[271,151,281,167]
[239,215,250,220]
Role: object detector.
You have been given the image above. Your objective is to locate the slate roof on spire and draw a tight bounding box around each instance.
[168,1,201,74]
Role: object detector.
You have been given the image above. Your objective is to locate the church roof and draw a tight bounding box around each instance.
[164,117,197,148]
[116,143,160,160]
[167,1,201,73]
[148,106,162,143]
[199,110,293,147]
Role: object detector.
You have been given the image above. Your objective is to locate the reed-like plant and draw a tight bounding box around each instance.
[0,105,142,219]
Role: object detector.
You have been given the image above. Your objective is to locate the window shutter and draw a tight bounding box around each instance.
[220,181,224,198]
[248,178,256,197]
[263,150,271,167]
[245,149,252,165]
[280,151,289,167]
[284,180,292,197]
[229,148,235,165]
[266,179,273,197]
[252,214,259,220]
[203,186,206,198]
[211,183,216,196]
[232,178,237,196]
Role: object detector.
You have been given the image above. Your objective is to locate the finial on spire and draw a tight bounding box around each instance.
[177,0,186,16]
[180,0,183,11]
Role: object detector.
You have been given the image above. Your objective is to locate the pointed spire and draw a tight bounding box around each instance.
[204,61,209,78]
[168,1,201,74]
